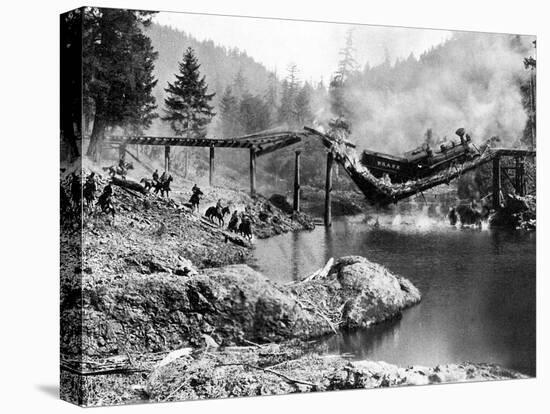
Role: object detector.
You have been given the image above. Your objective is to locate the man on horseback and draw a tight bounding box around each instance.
[227,210,239,232]
[189,184,203,212]
[152,169,159,183]
[153,174,173,197]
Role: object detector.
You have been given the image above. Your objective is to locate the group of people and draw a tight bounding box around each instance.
[188,184,253,239]
[147,169,174,197]
[83,172,116,218]
[226,209,253,239]
[60,172,115,221]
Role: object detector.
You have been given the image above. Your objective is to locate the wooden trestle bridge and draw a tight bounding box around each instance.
[105,128,536,226]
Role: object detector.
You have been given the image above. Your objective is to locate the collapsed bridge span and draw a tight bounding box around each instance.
[305,127,535,208]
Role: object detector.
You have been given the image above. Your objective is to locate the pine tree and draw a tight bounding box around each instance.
[82,7,158,160]
[263,72,279,126]
[277,63,300,126]
[233,68,247,100]
[163,47,216,138]
[335,28,358,83]
[329,29,357,119]
[295,83,313,125]
[219,86,240,137]
[239,94,271,134]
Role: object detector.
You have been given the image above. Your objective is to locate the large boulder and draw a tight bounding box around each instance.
[288,256,421,330]
[74,265,331,357]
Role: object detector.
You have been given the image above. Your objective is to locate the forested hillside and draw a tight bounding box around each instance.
[140,24,535,192]
[145,23,277,136]
[330,32,535,153]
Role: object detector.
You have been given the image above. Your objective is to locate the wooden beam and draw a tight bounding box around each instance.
[250,148,257,197]
[492,157,501,209]
[515,157,525,196]
[209,146,215,187]
[256,137,302,157]
[164,145,170,172]
[325,151,333,227]
[293,150,301,212]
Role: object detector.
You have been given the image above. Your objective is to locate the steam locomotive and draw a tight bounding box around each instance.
[360,128,480,183]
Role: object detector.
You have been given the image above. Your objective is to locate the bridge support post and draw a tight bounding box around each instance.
[515,157,525,196]
[293,150,301,212]
[164,145,170,172]
[492,157,501,209]
[250,148,256,197]
[325,151,333,227]
[209,146,215,187]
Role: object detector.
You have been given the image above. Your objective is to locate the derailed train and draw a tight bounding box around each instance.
[360,128,481,183]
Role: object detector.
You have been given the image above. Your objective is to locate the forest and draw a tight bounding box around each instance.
[66,8,536,196]
[143,23,536,192]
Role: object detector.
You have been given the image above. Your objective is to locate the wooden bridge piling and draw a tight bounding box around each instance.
[250,148,257,197]
[515,157,525,196]
[325,151,333,227]
[209,146,215,187]
[492,157,501,209]
[164,145,171,172]
[293,150,301,212]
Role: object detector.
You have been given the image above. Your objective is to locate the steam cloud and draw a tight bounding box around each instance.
[332,32,535,153]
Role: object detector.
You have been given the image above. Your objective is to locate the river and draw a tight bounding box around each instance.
[251,208,536,376]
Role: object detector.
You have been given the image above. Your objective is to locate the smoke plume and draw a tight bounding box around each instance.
[336,32,535,153]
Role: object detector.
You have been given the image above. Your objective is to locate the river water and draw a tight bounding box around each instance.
[251,208,536,376]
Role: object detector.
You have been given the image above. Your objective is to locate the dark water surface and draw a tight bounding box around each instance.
[251,212,536,376]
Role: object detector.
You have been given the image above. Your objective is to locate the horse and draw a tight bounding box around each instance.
[227,212,239,232]
[205,205,230,226]
[140,178,155,192]
[97,191,115,221]
[238,216,253,240]
[153,175,173,198]
[102,162,134,179]
[189,192,202,212]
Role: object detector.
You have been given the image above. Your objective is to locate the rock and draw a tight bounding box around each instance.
[64,255,421,358]
[142,351,527,403]
[290,256,421,330]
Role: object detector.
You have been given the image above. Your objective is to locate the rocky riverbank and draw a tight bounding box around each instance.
[61,341,526,406]
[61,168,527,406]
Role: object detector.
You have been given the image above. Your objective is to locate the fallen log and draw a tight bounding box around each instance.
[110,176,147,194]
[295,257,334,284]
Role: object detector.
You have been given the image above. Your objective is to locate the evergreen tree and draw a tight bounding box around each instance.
[219,86,240,137]
[295,83,313,125]
[233,68,247,100]
[163,47,216,138]
[263,72,279,126]
[335,28,358,82]
[278,63,300,126]
[329,29,358,119]
[83,7,158,160]
[239,94,271,134]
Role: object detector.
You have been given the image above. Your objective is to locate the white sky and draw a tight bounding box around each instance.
[154,12,453,82]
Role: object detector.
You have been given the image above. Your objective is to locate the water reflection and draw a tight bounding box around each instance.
[252,207,536,376]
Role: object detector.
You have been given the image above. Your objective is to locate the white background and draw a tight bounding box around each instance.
[0,0,547,412]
